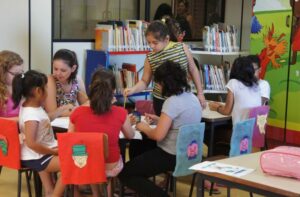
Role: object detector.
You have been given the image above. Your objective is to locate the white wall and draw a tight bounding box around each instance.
[0,0,29,70]
[31,0,52,74]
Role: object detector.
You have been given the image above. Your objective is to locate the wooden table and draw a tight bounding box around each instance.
[196,152,300,197]
[202,108,231,156]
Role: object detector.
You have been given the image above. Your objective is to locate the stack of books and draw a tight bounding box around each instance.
[202,24,239,52]
[95,20,150,52]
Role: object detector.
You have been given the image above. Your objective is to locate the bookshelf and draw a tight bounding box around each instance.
[191,49,248,95]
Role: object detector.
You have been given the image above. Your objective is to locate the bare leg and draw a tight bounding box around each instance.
[38,171,54,197]
[43,156,65,197]
[91,184,100,197]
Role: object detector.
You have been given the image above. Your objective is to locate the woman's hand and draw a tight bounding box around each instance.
[136,121,149,132]
[197,94,207,109]
[144,113,159,125]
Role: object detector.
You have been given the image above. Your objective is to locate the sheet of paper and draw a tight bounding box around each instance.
[51,117,69,129]
[190,161,255,177]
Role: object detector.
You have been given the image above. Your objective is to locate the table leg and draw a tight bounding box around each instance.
[208,123,215,157]
[196,174,205,197]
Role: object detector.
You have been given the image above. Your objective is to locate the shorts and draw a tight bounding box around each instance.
[106,156,123,177]
[21,154,53,172]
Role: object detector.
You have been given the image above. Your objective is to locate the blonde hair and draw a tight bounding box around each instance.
[0,50,23,108]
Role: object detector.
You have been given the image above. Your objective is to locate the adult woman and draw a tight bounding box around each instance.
[119,60,202,197]
[0,50,24,120]
[44,49,88,119]
[209,56,261,125]
[124,20,205,116]
[176,0,193,39]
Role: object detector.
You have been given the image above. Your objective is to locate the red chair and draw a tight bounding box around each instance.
[0,118,33,197]
[57,132,108,196]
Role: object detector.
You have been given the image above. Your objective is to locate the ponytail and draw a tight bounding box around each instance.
[12,70,48,109]
[89,69,116,115]
[12,74,24,109]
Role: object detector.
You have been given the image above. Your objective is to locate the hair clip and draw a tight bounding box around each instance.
[161,18,166,24]
[21,73,25,79]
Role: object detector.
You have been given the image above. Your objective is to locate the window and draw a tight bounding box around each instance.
[53,0,139,40]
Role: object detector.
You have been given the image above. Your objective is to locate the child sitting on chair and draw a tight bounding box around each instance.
[68,68,135,197]
[13,70,65,197]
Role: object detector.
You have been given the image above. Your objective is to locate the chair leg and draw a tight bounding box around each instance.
[227,187,231,197]
[165,173,171,192]
[172,177,176,197]
[209,182,214,196]
[17,170,22,197]
[119,180,124,197]
[102,183,108,197]
[33,171,42,197]
[170,175,174,192]
[25,170,32,197]
[189,174,196,197]
[0,166,2,174]
[250,192,253,197]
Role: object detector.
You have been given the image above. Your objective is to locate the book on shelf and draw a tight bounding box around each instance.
[110,63,139,94]
[200,63,231,92]
[202,23,239,53]
[95,20,150,52]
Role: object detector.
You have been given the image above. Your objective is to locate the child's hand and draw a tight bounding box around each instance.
[52,147,58,155]
[128,114,137,125]
[208,101,220,111]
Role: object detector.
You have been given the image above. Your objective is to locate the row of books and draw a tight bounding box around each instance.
[199,63,231,91]
[110,63,138,94]
[202,24,240,52]
[95,20,150,52]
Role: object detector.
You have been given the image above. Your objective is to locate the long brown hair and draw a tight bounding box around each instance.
[89,69,116,115]
[0,50,23,108]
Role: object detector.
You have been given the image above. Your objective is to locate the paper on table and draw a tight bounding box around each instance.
[51,117,69,129]
[189,161,255,177]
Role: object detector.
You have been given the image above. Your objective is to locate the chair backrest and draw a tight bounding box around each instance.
[135,100,154,115]
[173,123,205,177]
[248,105,270,148]
[57,132,108,185]
[0,118,21,169]
[229,118,256,157]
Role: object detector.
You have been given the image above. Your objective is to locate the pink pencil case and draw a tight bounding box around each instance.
[260,146,300,180]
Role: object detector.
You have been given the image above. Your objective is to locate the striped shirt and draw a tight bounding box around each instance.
[147,42,188,99]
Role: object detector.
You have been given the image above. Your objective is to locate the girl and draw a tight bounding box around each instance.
[45,49,88,119]
[12,70,65,197]
[68,69,135,197]
[209,56,261,125]
[119,60,202,197]
[124,20,205,116]
[0,50,24,120]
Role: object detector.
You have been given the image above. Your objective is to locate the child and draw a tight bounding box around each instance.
[0,50,24,120]
[124,20,205,115]
[209,56,261,125]
[247,54,271,105]
[119,60,202,197]
[68,69,135,197]
[12,70,65,197]
[45,49,88,119]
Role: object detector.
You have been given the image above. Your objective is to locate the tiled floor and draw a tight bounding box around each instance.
[0,167,262,197]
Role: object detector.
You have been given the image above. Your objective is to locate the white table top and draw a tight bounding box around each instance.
[51,116,153,140]
[202,107,231,122]
[199,152,300,195]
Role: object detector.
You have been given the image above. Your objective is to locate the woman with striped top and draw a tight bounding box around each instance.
[124,20,206,115]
